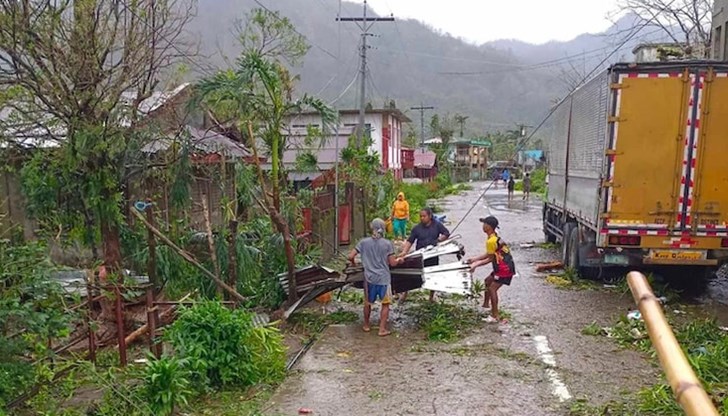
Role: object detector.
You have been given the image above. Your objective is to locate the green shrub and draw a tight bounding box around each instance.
[143,356,193,416]
[165,301,286,390]
[0,241,74,407]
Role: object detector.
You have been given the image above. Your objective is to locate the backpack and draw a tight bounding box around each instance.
[492,237,516,278]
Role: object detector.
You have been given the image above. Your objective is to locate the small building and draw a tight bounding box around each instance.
[518,150,545,171]
[450,137,490,182]
[714,0,728,60]
[401,147,415,171]
[633,43,689,62]
[413,150,438,182]
[282,107,411,180]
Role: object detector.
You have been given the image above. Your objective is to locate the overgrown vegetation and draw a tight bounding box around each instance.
[0,241,76,408]
[166,301,286,390]
[585,313,728,414]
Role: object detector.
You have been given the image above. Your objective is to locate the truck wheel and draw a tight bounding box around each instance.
[544,231,557,244]
[561,223,575,265]
[566,227,579,270]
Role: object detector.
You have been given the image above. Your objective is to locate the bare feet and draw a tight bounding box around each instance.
[363,326,371,332]
[378,330,392,337]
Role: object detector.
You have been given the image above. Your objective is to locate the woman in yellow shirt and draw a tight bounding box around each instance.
[391,192,410,240]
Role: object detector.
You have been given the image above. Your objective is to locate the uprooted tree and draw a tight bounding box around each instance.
[197,8,336,305]
[0,0,195,271]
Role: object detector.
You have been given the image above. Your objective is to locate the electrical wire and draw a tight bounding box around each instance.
[449,2,677,233]
[251,0,339,60]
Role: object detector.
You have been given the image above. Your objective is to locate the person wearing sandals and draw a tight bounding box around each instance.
[466,216,516,324]
[348,218,402,336]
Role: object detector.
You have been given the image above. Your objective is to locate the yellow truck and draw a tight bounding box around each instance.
[540,61,728,277]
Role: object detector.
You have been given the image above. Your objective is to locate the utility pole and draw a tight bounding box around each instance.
[411,104,434,152]
[337,0,394,148]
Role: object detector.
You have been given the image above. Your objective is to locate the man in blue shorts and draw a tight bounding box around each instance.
[349,218,402,336]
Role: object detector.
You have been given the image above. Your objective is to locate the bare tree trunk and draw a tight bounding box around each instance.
[227,219,239,299]
[201,197,223,297]
[245,122,298,304]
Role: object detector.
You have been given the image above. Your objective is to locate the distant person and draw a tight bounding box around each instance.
[501,169,511,186]
[398,207,451,303]
[523,172,532,200]
[507,176,515,203]
[466,216,516,324]
[348,219,402,336]
[391,192,410,241]
[492,171,500,189]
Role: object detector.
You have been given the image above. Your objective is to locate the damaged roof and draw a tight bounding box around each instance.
[141,126,252,158]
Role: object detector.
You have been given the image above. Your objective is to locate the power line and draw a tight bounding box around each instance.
[251,0,339,60]
[450,2,677,233]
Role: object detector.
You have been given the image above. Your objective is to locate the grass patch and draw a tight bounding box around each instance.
[407,301,483,342]
[287,309,359,334]
[187,386,275,416]
[568,397,638,415]
[581,321,605,337]
[594,314,728,414]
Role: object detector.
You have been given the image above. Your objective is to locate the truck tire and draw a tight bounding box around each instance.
[561,223,576,265]
[566,226,579,270]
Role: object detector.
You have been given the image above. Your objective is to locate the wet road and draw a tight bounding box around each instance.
[266,184,659,415]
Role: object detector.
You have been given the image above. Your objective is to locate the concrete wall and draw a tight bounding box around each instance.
[714,0,728,60]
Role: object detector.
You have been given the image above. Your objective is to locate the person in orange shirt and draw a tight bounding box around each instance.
[390,192,410,240]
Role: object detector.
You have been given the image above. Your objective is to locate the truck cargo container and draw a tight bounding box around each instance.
[539,61,728,276]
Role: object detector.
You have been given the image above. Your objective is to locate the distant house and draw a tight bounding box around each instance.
[282,107,411,180]
[518,150,545,171]
[413,150,438,182]
[0,84,252,237]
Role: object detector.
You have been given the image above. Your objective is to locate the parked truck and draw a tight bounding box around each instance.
[539,61,728,277]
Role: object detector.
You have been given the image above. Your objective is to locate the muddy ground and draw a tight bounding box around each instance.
[265,184,728,416]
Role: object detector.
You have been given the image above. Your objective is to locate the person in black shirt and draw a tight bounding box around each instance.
[398,207,451,302]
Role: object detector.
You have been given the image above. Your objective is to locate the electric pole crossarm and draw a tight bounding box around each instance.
[336,17,395,22]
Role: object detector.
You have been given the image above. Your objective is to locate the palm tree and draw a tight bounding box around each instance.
[197,52,336,305]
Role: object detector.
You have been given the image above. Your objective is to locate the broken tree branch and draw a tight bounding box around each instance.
[130,208,246,303]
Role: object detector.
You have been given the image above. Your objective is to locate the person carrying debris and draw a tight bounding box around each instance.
[348,218,402,336]
[466,216,516,323]
[391,192,410,241]
[398,207,451,303]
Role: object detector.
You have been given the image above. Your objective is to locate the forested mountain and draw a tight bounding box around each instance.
[187,1,667,134]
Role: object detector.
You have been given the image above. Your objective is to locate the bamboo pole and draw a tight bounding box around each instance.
[626,271,719,416]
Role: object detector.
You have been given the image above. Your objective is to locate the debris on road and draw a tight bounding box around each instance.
[627,310,642,321]
[298,407,314,414]
[536,261,564,272]
[545,275,571,287]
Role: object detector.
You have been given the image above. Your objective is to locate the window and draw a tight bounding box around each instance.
[724,22,728,60]
[715,26,723,60]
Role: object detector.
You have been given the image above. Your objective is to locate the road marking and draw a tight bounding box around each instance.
[533,335,572,402]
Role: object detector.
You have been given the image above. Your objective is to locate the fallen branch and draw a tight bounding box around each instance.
[124,292,194,346]
[536,261,564,272]
[130,208,246,303]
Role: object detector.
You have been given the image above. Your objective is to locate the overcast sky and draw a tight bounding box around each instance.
[347,0,621,44]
